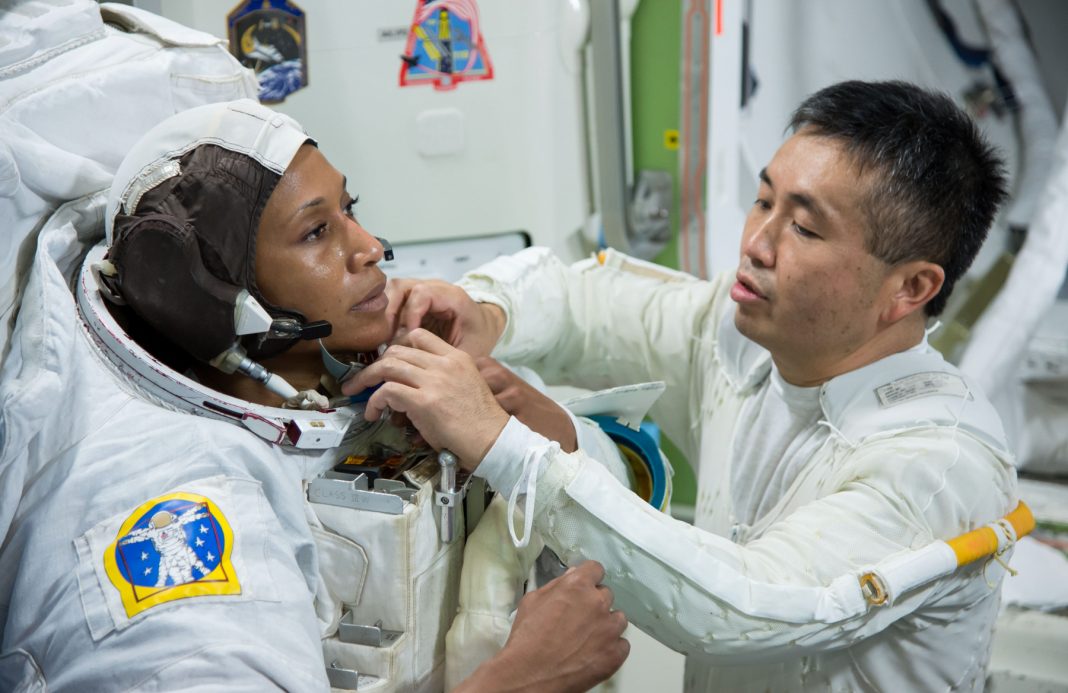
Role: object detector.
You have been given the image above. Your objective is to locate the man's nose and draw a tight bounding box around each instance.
[741,217,776,269]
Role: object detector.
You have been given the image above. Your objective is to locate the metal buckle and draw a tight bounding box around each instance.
[859,572,888,607]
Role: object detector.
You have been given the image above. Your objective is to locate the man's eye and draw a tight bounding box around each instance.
[792,223,818,239]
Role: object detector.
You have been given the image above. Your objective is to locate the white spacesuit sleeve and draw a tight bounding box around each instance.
[477,421,1014,662]
[459,248,731,459]
[444,371,632,688]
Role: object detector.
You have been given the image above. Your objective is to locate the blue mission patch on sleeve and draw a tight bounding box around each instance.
[104,492,241,617]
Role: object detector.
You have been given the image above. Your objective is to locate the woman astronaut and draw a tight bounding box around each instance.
[0,99,638,691]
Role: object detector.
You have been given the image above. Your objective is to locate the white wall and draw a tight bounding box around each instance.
[152,0,594,262]
[716,0,1027,282]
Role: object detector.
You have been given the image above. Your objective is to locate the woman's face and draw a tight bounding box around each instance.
[256,144,392,354]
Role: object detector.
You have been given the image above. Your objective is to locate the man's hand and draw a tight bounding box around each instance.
[455,561,630,693]
[477,358,577,453]
[386,278,506,357]
[344,328,509,469]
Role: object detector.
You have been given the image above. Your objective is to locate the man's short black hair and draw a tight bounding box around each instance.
[789,80,1008,316]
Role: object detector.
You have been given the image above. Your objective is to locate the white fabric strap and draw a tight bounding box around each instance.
[506,442,559,548]
[874,542,957,604]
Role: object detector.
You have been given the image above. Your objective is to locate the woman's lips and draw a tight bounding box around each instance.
[351,283,388,312]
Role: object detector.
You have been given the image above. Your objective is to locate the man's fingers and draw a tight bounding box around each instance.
[343,343,441,394]
[384,278,414,326]
[362,381,416,421]
[476,361,509,395]
[397,285,451,333]
[400,327,456,355]
[571,560,607,586]
[596,584,615,612]
[612,635,631,664]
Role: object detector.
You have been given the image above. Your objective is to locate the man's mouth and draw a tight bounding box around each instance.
[731,273,767,303]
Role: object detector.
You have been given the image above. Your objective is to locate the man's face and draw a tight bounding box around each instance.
[732,131,893,375]
[256,145,393,355]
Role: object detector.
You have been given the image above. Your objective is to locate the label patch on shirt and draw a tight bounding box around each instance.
[103,492,240,618]
[874,371,973,408]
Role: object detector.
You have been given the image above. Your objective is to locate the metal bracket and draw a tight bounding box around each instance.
[339,611,403,647]
[326,661,360,689]
[436,450,467,543]
[374,478,416,501]
[308,475,404,515]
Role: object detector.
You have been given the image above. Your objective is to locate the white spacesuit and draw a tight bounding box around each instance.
[456,247,1021,692]
[0,5,658,690]
[0,1,259,363]
[0,95,659,692]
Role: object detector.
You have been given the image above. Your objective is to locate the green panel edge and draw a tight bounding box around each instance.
[631,0,697,507]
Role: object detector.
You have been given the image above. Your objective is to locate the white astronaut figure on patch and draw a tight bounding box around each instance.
[120,507,210,587]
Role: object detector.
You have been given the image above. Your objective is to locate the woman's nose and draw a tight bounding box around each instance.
[345,218,384,271]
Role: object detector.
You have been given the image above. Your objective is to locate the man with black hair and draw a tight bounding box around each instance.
[351,80,1018,691]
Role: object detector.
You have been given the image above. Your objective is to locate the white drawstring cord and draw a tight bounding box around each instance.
[506,441,560,548]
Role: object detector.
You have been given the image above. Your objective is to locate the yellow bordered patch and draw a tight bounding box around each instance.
[104,492,240,618]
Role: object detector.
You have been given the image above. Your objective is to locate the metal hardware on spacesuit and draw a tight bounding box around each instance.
[436,449,463,543]
[373,478,416,501]
[210,346,300,400]
[319,340,385,406]
[326,661,361,689]
[309,474,405,514]
[320,340,366,384]
[266,316,332,340]
[858,572,889,606]
[339,611,403,647]
[80,244,361,450]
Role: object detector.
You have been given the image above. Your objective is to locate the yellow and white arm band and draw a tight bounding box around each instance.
[857,501,1034,607]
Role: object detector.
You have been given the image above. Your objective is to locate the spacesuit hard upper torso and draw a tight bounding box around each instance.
[462,247,1019,693]
[0,210,467,693]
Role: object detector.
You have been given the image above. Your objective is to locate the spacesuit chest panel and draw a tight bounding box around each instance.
[308,458,464,693]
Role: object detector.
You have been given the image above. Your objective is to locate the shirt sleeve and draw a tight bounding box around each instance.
[458,248,732,458]
[477,420,1015,662]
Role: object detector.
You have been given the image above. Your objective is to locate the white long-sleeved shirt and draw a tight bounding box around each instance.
[462,247,1017,693]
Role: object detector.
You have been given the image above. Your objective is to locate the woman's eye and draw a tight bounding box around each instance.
[343,194,360,218]
[303,224,326,242]
[753,198,771,211]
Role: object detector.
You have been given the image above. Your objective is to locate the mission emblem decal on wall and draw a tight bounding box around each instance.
[228,0,309,103]
[400,0,493,91]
